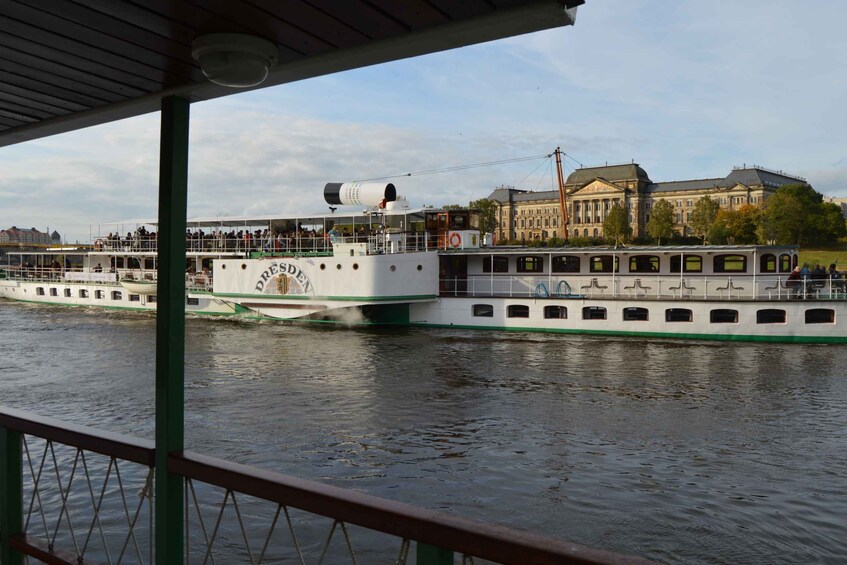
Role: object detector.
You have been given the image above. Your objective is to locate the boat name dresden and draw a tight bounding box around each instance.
[255,262,312,294]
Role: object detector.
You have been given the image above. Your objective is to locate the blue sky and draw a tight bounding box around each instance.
[2,1,846,242]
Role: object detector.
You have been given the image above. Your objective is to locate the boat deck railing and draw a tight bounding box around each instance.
[0,407,651,565]
[89,232,437,256]
[440,274,847,301]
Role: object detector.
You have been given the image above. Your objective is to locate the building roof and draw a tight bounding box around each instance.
[0,0,582,148]
[566,163,651,186]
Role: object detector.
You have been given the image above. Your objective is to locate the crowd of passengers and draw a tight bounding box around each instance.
[785,263,844,294]
[97,224,378,252]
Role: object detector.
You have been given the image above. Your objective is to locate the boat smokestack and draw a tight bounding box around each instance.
[324,182,397,207]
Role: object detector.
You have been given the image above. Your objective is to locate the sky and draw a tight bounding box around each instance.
[1,0,846,243]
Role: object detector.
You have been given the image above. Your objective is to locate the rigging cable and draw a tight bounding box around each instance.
[355,154,550,182]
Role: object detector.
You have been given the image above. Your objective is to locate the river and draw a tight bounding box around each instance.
[1,300,845,563]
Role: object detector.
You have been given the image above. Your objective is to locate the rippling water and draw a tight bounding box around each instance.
[1,300,846,563]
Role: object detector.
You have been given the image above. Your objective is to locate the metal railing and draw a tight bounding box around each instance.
[0,407,652,565]
[441,275,847,301]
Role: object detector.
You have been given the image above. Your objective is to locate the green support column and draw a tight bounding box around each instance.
[0,427,23,565]
[155,95,190,564]
[417,542,453,565]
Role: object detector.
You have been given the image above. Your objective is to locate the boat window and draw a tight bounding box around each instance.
[63,288,71,297]
[79,289,88,298]
[582,306,607,320]
[665,308,693,322]
[36,287,44,296]
[622,307,649,321]
[472,304,493,317]
[517,256,543,273]
[482,256,509,273]
[779,254,793,273]
[148,295,157,303]
[551,255,580,273]
[186,297,200,306]
[757,309,786,324]
[507,305,530,318]
[805,309,835,324]
[50,288,58,297]
[129,294,140,302]
[589,255,619,273]
[111,291,122,300]
[710,309,738,323]
[95,290,104,299]
[714,254,747,273]
[669,254,702,273]
[629,255,659,273]
[544,305,567,319]
[760,254,776,273]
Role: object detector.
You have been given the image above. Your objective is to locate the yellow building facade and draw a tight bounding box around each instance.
[488,163,807,242]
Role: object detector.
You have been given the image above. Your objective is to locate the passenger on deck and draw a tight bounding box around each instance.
[93,263,102,273]
[786,266,803,296]
[829,263,843,292]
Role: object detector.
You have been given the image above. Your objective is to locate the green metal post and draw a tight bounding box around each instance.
[417,542,453,565]
[0,427,23,565]
[155,95,189,564]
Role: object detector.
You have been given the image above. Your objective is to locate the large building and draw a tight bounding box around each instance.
[0,226,57,245]
[488,163,807,242]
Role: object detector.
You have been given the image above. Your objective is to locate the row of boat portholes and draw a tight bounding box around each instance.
[224,263,424,272]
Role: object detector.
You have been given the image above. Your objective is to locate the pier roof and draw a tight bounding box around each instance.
[0,0,582,148]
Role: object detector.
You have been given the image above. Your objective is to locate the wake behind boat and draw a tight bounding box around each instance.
[1,182,846,343]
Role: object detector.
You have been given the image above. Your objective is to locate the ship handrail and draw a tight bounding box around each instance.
[0,406,651,564]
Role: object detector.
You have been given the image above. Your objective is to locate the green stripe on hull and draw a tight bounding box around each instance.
[409,323,847,344]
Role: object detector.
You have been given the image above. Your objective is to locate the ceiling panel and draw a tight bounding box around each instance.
[0,0,583,147]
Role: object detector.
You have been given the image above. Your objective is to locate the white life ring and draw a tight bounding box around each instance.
[449,233,461,248]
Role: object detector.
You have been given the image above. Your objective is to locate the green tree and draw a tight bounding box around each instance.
[689,196,720,243]
[646,199,674,244]
[602,203,631,245]
[441,203,463,210]
[468,198,498,234]
[710,205,759,244]
[756,183,843,244]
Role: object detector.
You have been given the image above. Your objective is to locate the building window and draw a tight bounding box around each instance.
[714,254,747,273]
[544,305,567,319]
[552,255,580,273]
[629,255,659,273]
[757,309,785,324]
[676,212,682,222]
[507,305,530,318]
[582,306,607,320]
[710,309,738,323]
[473,304,494,317]
[687,199,693,207]
[482,256,509,273]
[517,256,543,273]
[760,254,777,273]
[666,308,693,322]
[623,307,649,321]
[806,309,835,324]
[676,200,682,208]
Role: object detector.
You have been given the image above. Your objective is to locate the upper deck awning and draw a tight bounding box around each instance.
[0,0,582,148]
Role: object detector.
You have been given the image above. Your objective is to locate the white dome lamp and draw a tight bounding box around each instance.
[191,33,278,88]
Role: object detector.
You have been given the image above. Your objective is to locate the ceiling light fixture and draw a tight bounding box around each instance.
[191,33,278,88]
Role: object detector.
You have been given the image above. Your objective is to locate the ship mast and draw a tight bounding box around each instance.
[554,147,569,241]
